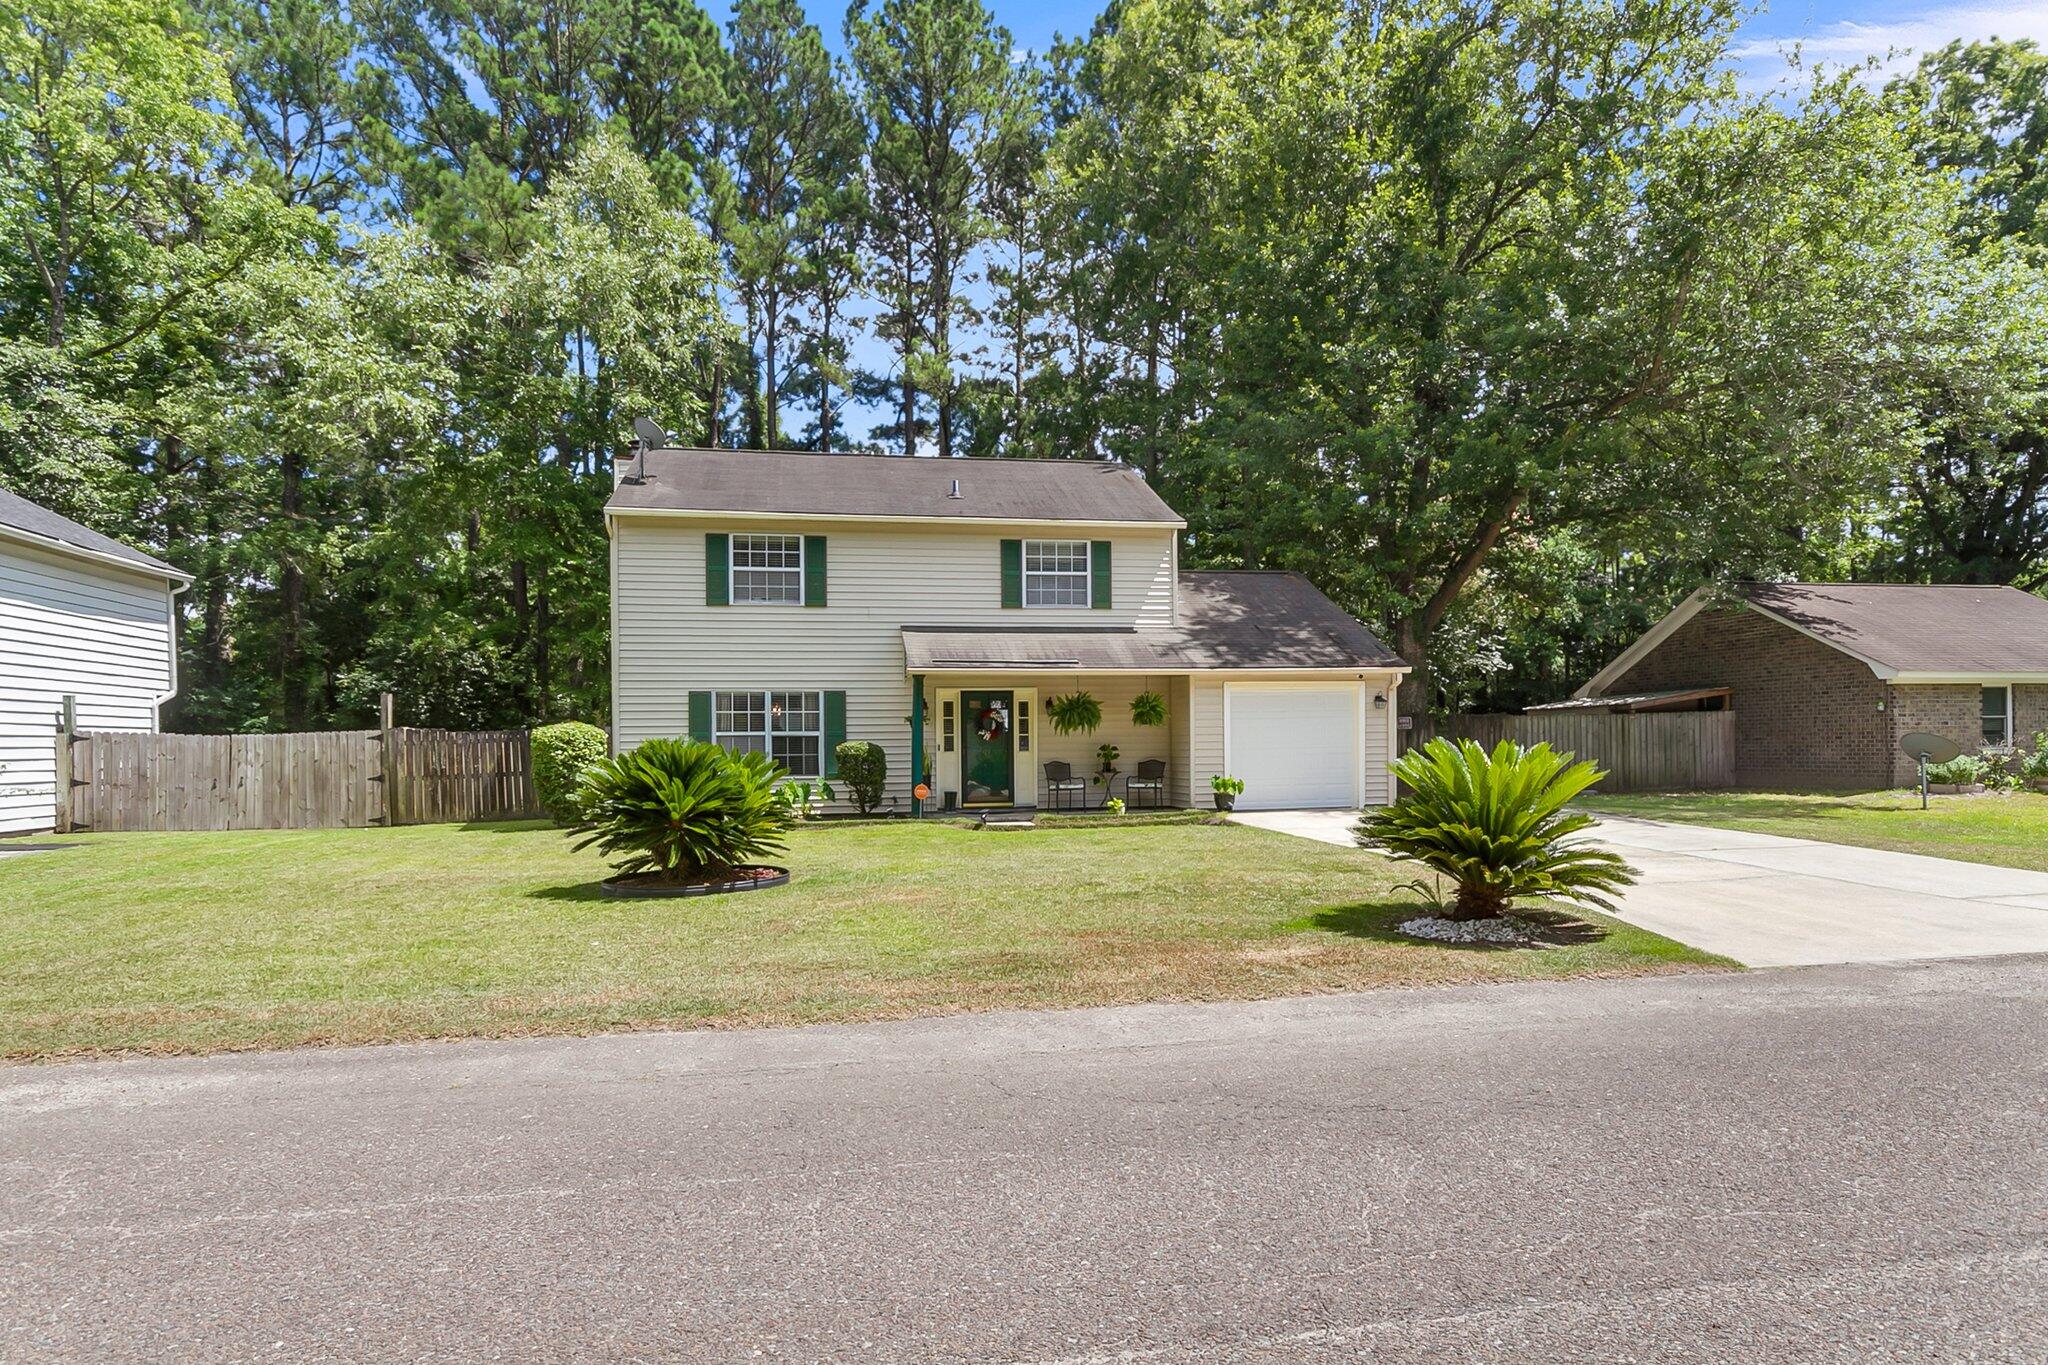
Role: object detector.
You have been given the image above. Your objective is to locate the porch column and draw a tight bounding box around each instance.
[910,673,926,817]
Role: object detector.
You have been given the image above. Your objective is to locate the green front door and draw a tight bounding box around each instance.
[961,690,1015,807]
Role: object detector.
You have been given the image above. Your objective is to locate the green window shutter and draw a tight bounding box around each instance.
[804,535,827,607]
[688,691,713,742]
[823,690,846,775]
[705,533,730,606]
[1090,540,1112,609]
[1001,538,1023,608]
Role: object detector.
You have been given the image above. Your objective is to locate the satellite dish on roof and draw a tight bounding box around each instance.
[1901,731,1962,810]
[632,416,669,448]
[1901,732,1960,766]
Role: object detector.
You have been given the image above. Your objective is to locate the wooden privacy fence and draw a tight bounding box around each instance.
[1437,711,1736,793]
[59,727,540,832]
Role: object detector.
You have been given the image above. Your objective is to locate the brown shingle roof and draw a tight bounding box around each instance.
[608,448,1183,525]
[901,571,1407,672]
[1740,582,2048,674]
[0,487,187,579]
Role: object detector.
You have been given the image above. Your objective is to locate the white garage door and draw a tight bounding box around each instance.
[1227,686,1359,810]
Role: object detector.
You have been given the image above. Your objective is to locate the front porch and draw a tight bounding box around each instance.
[909,673,1192,815]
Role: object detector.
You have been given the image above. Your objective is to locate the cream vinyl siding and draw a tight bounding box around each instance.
[611,515,1177,811]
[0,538,178,834]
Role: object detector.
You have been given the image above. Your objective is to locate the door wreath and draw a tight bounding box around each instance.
[975,704,1008,743]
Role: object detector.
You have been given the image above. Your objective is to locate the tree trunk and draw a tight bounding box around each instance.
[1449,881,1508,920]
[278,447,308,730]
[763,285,780,450]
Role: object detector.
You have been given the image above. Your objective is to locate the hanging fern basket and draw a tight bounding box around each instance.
[1129,690,1168,727]
[1046,690,1103,735]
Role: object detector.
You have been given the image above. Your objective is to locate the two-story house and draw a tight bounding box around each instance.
[607,448,1408,814]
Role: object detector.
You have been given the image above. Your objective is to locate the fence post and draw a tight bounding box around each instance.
[379,691,398,826]
[52,695,77,833]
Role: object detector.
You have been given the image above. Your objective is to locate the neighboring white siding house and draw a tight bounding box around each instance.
[0,491,187,835]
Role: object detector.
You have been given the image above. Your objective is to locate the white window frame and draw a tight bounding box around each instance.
[1023,539,1091,608]
[731,533,805,605]
[713,689,823,778]
[1982,683,2013,750]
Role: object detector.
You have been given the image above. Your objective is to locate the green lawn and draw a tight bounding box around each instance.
[1579,789,2048,873]
[0,820,1724,1063]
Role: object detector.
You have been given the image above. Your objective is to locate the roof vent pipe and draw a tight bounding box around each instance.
[948,478,962,499]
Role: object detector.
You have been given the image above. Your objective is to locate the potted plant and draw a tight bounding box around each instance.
[1103,796,1126,815]
[1094,742,1120,787]
[1129,690,1167,727]
[1211,774,1245,811]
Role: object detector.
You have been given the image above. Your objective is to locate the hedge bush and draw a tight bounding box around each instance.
[835,740,887,814]
[532,721,610,825]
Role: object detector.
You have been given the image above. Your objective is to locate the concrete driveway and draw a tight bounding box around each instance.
[1232,808,2048,967]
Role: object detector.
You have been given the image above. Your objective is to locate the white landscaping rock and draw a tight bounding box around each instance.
[1398,914,1545,945]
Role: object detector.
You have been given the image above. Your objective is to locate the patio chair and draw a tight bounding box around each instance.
[1126,759,1168,809]
[1043,761,1087,811]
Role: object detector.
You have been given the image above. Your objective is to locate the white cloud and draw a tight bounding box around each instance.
[1731,2,2048,91]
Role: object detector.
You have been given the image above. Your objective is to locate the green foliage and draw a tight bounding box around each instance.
[777,780,837,819]
[1047,691,1103,735]
[2022,734,2048,781]
[532,722,611,825]
[572,739,794,879]
[1129,690,1167,726]
[1210,774,1244,797]
[1357,738,1636,921]
[834,739,887,814]
[1926,754,1993,785]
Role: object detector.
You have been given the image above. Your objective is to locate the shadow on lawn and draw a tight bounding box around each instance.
[1304,900,1608,950]
[528,882,608,903]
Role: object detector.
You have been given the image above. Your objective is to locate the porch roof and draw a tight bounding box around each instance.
[902,571,1408,673]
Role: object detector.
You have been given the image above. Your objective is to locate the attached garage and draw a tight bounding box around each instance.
[1225,683,1368,810]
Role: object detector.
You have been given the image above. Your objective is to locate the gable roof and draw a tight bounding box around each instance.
[1577,581,2048,695]
[900,571,1408,673]
[607,448,1183,526]
[0,487,188,582]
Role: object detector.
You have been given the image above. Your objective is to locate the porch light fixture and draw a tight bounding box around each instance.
[1373,692,1389,710]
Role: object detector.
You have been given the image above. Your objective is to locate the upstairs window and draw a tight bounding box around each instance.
[732,534,803,604]
[1982,685,2012,748]
[1023,539,1090,607]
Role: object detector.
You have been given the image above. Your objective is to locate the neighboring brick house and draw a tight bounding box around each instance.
[1558,583,2048,789]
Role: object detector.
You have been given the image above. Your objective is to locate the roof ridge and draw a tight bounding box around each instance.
[649,446,1133,470]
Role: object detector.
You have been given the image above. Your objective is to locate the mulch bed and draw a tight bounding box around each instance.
[600,866,790,898]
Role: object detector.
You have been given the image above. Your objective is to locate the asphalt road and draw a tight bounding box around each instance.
[5,958,2046,1363]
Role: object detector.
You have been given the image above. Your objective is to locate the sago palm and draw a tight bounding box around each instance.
[572,739,794,880]
[1356,737,1636,920]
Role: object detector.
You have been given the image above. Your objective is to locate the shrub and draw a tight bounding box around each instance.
[1926,753,1991,785]
[1129,690,1167,726]
[2020,733,2048,781]
[835,740,887,814]
[571,739,794,880]
[532,721,610,825]
[1047,690,1103,734]
[1356,737,1636,921]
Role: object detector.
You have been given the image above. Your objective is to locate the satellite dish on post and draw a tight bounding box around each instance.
[1901,731,1962,809]
[632,416,669,449]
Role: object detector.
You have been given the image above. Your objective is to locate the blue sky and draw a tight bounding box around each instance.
[720,0,2048,76]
